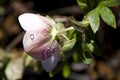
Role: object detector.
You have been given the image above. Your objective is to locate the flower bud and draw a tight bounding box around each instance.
[18,13,61,72]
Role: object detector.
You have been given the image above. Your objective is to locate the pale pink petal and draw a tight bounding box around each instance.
[18,13,49,31]
[37,14,55,26]
[23,29,50,52]
[26,40,61,72]
[26,40,51,61]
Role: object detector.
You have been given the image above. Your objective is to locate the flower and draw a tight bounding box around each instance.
[18,13,61,72]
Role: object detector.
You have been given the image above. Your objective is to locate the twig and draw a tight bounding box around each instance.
[6,31,25,51]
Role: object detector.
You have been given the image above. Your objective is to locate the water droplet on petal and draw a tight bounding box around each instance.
[30,34,34,40]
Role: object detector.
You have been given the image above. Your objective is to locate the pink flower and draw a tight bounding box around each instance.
[18,13,61,72]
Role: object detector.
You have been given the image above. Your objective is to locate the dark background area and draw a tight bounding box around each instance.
[0,0,120,80]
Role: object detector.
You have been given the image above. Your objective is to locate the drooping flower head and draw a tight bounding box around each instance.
[18,13,61,72]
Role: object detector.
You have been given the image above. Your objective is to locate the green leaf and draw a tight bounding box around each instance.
[83,58,93,65]
[77,0,88,11]
[67,29,75,39]
[62,38,76,52]
[93,40,102,56]
[72,51,79,62]
[99,0,120,7]
[24,54,33,67]
[49,72,54,78]
[62,29,76,52]
[98,5,116,28]
[62,63,71,78]
[87,9,100,33]
[86,40,94,53]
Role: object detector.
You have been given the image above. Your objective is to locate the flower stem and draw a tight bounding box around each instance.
[57,27,74,34]
[60,34,69,40]
[51,26,74,41]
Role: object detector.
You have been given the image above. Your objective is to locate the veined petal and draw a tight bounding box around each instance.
[41,51,60,72]
[23,29,50,53]
[27,40,61,72]
[41,41,61,72]
[18,13,49,31]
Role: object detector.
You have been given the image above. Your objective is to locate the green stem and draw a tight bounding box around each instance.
[82,30,93,58]
[57,27,74,34]
[69,17,89,28]
[50,26,74,40]
[60,34,69,40]
[82,30,86,50]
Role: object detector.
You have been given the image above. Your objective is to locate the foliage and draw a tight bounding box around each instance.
[77,0,120,33]
[0,0,120,79]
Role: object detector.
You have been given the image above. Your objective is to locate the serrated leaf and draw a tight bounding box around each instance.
[98,5,116,28]
[77,0,88,11]
[87,9,100,33]
[99,0,120,7]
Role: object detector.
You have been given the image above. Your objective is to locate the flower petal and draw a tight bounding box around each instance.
[41,51,60,72]
[18,13,49,31]
[26,40,61,72]
[37,14,55,26]
[41,41,61,72]
[23,29,50,52]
